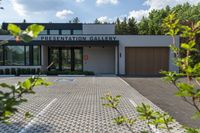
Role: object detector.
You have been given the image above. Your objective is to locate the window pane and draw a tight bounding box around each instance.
[33,46,41,65]
[25,46,30,65]
[62,30,71,35]
[39,30,47,35]
[5,46,24,65]
[62,49,71,70]
[0,46,3,65]
[50,30,59,35]
[74,49,82,70]
[73,30,82,35]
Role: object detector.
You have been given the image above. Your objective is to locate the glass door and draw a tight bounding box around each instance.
[49,48,59,70]
[49,47,83,71]
[74,48,83,71]
[62,48,71,70]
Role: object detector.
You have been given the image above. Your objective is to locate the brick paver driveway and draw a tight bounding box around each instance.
[0,76,183,133]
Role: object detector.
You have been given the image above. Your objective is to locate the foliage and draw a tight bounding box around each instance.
[185,127,200,133]
[7,23,44,43]
[162,12,200,119]
[101,94,121,109]
[102,94,175,133]
[137,103,174,132]
[115,17,138,35]
[0,76,52,123]
[113,116,135,125]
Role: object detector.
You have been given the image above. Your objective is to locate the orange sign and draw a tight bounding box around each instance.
[84,55,88,60]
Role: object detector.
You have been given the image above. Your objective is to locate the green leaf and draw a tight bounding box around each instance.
[25,112,33,119]
[4,111,12,117]
[22,79,32,90]
[25,24,44,38]
[176,83,194,97]
[7,24,21,36]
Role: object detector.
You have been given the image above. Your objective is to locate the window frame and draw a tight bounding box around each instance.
[0,45,41,66]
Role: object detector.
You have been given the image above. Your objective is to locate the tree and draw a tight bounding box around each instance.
[127,17,138,35]
[94,19,101,24]
[72,17,80,23]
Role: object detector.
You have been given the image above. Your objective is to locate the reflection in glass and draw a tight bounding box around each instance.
[62,49,71,70]
[50,48,59,70]
[74,49,82,70]
[5,46,24,65]
[25,46,30,65]
[33,46,41,65]
[0,46,3,65]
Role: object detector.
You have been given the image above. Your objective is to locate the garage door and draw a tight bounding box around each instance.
[125,47,169,76]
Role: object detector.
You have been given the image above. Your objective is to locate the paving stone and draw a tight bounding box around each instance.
[0,77,184,133]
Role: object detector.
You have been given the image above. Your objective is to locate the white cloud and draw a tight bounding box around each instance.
[56,9,74,19]
[128,10,149,21]
[75,0,85,3]
[144,0,200,10]
[10,0,27,17]
[97,16,112,23]
[127,0,200,22]
[96,0,118,6]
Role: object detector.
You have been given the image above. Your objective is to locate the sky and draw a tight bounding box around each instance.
[0,0,200,23]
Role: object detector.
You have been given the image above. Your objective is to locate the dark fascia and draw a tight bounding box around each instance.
[4,40,119,46]
[1,23,83,30]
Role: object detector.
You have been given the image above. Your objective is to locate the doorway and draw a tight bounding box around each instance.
[48,47,83,71]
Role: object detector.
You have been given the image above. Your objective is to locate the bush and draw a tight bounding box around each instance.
[31,69,36,75]
[17,68,21,76]
[0,69,3,75]
[11,68,16,75]
[5,69,10,75]
[41,70,95,75]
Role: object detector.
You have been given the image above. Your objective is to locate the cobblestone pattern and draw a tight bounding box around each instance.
[0,77,184,133]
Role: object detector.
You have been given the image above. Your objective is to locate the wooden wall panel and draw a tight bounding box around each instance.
[125,47,169,76]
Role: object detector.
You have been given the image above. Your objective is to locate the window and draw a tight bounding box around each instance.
[73,30,82,35]
[39,30,48,35]
[50,30,59,35]
[61,30,71,35]
[25,46,30,65]
[5,46,25,65]
[33,46,41,65]
[0,45,41,66]
[0,46,3,65]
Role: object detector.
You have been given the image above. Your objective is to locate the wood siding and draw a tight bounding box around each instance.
[125,47,169,76]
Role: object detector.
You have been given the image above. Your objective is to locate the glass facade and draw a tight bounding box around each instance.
[33,46,41,65]
[40,30,48,35]
[50,30,59,35]
[0,45,41,66]
[0,46,3,65]
[5,46,24,65]
[61,30,71,35]
[73,30,82,35]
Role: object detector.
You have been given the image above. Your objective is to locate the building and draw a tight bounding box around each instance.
[0,23,179,76]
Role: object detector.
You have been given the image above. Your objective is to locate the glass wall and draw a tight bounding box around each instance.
[61,30,71,35]
[33,46,41,65]
[5,46,24,65]
[0,46,3,65]
[0,45,41,66]
[73,30,82,35]
[50,30,59,35]
[74,49,83,70]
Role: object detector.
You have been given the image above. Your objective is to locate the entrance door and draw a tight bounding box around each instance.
[62,49,71,70]
[49,47,83,71]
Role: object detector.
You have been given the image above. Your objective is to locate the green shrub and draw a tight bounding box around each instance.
[41,70,94,75]
[11,68,16,75]
[5,69,10,75]
[31,69,36,75]
[26,68,31,74]
[17,68,21,76]
[0,69,3,75]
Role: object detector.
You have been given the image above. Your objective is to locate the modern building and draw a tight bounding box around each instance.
[0,23,179,76]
